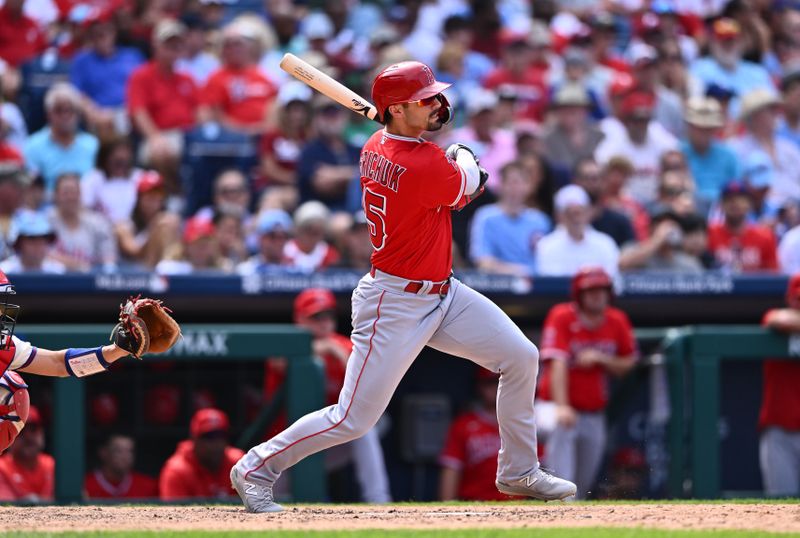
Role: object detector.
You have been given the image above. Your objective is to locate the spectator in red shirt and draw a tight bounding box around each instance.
[127,19,198,177]
[759,273,800,497]
[0,0,46,68]
[439,368,510,501]
[159,408,244,501]
[84,433,158,500]
[708,181,779,272]
[0,406,54,502]
[199,19,277,135]
[537,267,637,499]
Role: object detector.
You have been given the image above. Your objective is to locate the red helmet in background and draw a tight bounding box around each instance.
[571,267,614,301]
[788,273,800,305]
[371,61,453,124]
[293,288,336,322]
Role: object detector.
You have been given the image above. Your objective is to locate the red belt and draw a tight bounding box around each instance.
[370,267,451,296]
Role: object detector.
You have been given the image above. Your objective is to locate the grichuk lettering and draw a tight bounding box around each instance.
[359,150,405,193]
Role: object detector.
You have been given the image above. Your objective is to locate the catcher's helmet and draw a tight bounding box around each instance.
[571,267,613,301]
[372,61,453,124]
[0,270,19,351]
[294,288,336,322]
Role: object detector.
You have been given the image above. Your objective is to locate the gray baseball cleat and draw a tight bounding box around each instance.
[496,467,577,501]
[230,465,284,513]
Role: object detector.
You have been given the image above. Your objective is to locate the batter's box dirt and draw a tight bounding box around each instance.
[1,503,798,533]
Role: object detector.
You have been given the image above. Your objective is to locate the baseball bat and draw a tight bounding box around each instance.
[279,53,380,123]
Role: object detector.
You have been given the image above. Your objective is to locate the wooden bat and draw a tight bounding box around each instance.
[279,53,380,123]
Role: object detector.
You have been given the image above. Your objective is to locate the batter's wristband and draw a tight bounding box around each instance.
[65,347,110,377]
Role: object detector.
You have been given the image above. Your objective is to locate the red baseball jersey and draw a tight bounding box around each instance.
[127,61,199,130]
[538,303,638,411]
[707,223,778,272]
[439,409,509,501]
[201,66,276,126]
[84,470,158,499]
[158,440,244,500]
[759,310,800,431]
[0,453,54,501]
[360,130,468,281]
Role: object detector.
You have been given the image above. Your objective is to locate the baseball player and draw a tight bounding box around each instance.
[537,267,637,499]
[231,61,577,513]
[759,273,800,496]
[0,269,179,451]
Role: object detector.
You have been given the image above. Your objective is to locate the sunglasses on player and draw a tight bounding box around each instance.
[412,94,441,107]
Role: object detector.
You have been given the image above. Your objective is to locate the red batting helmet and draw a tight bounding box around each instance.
[294,288,336,322]
[571,267,613,301]
[371,61,453,124]
[787,273,800,305]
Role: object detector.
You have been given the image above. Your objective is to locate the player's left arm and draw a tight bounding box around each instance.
[17,345,129,378]
[446,144,489,210]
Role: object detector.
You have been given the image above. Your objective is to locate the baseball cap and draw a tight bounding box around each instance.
[684,97,724,128]
[182,216,215,243]
[620,90,656,117]
[739,89,781,121]
[634,12,661,36]
[153,19,186,43]
[720,180,751,199]
[628,42,658,68]
[466,88,499,116]
[608,73,636,99]
[712,18,741,40]
[705,82,736,101]
[137,171,165,194]
[552,84,590,108]
[190,408,229,437]
[554,184,590,212]
[294,288,336,319]
[302,12,334,41]
[294,200,330,227]
[257,209,293,235]
[743,153,774,189]
[10,211,55,247]
[277,81,313,106]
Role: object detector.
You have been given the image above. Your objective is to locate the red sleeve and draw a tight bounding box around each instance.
[439,416,468,469]
[321,244,341,268]
[612,309,638,358]
[126,66,148,114]
[760,228,779,270]
[540,305,572,361]
[159,460,193,500]
[417,144,466,209]
[201,71,227,108]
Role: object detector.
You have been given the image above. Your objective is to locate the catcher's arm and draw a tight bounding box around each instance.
[17,345,129,377]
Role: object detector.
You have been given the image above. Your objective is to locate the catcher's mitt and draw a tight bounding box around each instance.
[111,296,181,358]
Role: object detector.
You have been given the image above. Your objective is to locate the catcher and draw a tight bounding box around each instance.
[0,269,180,451]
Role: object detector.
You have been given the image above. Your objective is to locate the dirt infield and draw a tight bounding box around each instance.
[2,503,799,533]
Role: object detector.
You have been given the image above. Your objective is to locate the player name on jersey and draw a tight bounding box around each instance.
[359,150,406,193]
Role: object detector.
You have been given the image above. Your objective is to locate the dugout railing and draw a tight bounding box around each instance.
[20,324,325,504]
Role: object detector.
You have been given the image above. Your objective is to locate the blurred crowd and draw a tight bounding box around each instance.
[1,0,800,277]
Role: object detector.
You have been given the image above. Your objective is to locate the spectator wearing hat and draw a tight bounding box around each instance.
[0,406,54,502]
[731,89,800,212]
[439,368,508,501]
[70,9,144,137]
[599,72,636,137]
[571,158,636,248]
[115,171,180,269]
[159,408,245,500]
[176,13,220,86]
[554,47,605,120]
[47,173,117,272]
[619,210,704,273]
[0,164,26,262]
[81,136,146,225]
[689,18,774,112]
[777,70,800,149]
[758,274,800,497]
[127,19,199,176]
[469,160,551,277]
[443,88,517,191]
[84,433,158,500]
[0,211,65,274]
[595,89,679,205]
[707,181,779,272]
[236,209,293,275]
[483,35,548,122]
[284,201,340,273]
[629,42,685,138]
[23,83,99,193]
[256,81,313,196]
[587,12,629,75]
[536,185,619,276]
[541,84,604,184]
[296,99,360,211]
[156,215,230,275]
[681,96,741,203]
[198,19,277,135]
[0,0,46,68]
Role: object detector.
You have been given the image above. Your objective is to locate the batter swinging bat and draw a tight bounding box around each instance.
[279,53,380,123]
